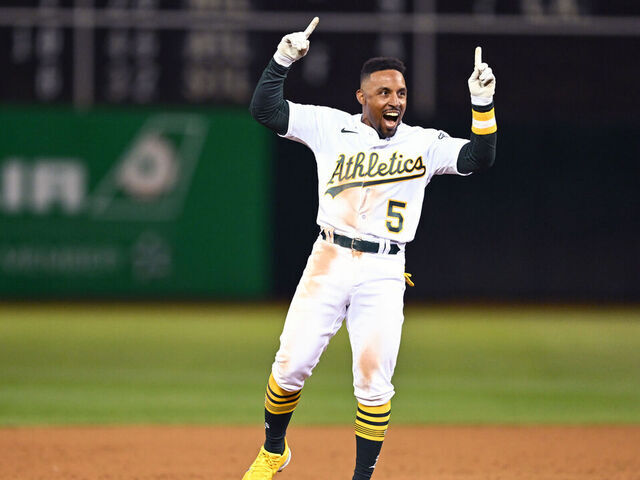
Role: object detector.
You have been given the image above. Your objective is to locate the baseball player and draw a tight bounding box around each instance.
[242,16,496,480]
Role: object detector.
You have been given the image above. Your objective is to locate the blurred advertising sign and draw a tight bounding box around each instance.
[0,107,270,298]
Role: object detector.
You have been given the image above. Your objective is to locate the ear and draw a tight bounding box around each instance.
[356,89,365,106]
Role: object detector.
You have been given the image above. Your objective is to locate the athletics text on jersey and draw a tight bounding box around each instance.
[281,101,470,243]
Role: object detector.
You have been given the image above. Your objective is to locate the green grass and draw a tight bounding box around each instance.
[0,303,639,425]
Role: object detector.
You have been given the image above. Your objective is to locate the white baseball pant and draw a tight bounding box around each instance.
[271,235,406,406]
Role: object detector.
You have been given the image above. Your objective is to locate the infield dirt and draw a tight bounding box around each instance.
[2,425,639,479]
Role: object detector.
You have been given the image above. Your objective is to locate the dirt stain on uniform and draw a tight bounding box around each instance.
[300,241,338,297]
[359,340,381,391]
[275,351,291,377]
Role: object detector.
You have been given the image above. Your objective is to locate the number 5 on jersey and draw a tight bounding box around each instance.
[386,200,406,233]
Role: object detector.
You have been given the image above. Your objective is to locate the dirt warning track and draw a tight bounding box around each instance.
[1,425,639,480]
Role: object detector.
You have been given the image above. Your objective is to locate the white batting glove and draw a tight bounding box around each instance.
[468,46,496,106]
[273,17,319,68]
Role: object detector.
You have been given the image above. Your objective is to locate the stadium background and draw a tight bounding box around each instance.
[1,0,640,439]
[0,0,638,302]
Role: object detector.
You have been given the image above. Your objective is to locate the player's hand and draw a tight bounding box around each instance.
[468,46,496,104]
[273,17,319,68]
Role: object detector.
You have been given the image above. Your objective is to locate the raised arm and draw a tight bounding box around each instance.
[249,17,319,135]
[457,46,497,174]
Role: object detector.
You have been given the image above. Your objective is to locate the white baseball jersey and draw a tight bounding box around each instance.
[281,101,470,244]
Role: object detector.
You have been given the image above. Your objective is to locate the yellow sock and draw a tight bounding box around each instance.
[264,373,302,415]
[355,401,390,442]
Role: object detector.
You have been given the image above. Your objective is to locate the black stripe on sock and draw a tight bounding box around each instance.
[356,415,389,427]
[266,390,301,405]
[357,407,390,418]
[355,425,386,438]
[267,384,300,399]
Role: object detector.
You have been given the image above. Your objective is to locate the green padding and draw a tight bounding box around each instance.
[0,106,270,298]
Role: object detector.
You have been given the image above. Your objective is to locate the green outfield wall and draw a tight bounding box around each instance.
[0,107,270,298]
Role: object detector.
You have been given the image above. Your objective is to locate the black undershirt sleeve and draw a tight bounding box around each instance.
[456,102,497,174]
[249,58,291,136]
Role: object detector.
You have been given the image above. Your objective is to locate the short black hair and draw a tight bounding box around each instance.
[360,57,406,83]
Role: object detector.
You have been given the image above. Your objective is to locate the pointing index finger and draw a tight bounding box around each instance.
[304,16,319,38]
[474,46,482,69]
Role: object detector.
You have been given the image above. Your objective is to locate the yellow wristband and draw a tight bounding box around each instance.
[471,107,497,135]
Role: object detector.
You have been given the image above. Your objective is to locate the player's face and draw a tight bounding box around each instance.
[357,69,407,139]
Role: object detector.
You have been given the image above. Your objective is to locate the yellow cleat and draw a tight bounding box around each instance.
[242,440,291,480]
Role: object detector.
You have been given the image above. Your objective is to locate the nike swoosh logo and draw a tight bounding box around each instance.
[341,127,358,134]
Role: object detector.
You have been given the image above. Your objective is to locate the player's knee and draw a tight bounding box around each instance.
[272,357,311,392]
[273,342,323,391]
[354,374,395,406]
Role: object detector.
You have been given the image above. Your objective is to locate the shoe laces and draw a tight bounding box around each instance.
[255,449,282,473]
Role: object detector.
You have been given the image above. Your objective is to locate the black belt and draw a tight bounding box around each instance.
[321,230,400,255]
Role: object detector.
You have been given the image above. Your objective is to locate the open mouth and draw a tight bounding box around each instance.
[382,110,400,129]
